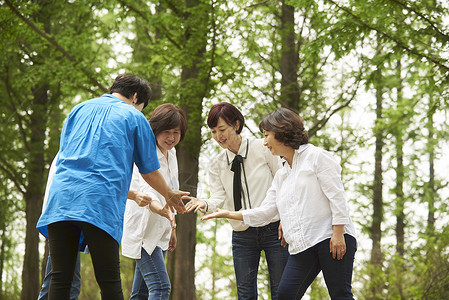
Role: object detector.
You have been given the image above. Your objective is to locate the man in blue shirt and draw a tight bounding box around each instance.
[37,74,188,300]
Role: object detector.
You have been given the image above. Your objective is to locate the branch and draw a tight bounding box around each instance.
[17,35,100,97]
[389,0,449,42]
[244,0,270,10]
[4,0,108,92]
[117,0,149,20]
[118,0,181,49]
[4,68,31,152]
[325,0,449,72]
[163,0,183,17]
[308,69,363,137]
[0,156,26,196]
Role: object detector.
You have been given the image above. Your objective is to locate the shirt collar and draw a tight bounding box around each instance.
[156,146,176,161]
[280,143,311,167]
[226,138,249,165]
[102,93,120,101]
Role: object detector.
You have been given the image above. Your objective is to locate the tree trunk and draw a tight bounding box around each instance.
[426,98,436,236]
[167,0,209,299]
[394,59,405,256]
[21,83,48,300]
[0,223,6,297]
[279,0,300,111]
[369,35,384,298]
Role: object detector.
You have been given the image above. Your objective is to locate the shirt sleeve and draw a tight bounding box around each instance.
[133,115,160,175]
[242,174,279,227]
[204,157,227,213]
[314,150,351,225]
[42,155,58,211]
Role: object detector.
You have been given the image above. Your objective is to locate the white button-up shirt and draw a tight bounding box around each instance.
[242,144,356,255]
[205,138,282,231]
[121,147,178,259]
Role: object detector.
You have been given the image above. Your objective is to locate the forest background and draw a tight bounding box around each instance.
[1,0,448,299]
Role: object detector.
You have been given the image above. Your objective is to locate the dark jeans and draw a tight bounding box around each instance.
[278,234,357,300]
[232,221,289,300]
[47,221,123,300]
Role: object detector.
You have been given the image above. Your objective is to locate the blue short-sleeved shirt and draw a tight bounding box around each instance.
[36,94,160,246]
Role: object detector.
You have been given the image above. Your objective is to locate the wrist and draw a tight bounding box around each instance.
[332,224,345,235]
[202,199,209,212]
[165,189,173,201]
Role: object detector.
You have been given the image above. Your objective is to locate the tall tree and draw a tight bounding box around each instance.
[425,97,437,236]
[169,1,210,298]
[393,58,405,257]
[0,0,113,297]
[279,0,299,109]
[369,34,385,298]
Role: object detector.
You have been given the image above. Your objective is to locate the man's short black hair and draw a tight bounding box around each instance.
[109,74,152,109]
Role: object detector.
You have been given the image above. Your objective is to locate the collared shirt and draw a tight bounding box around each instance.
[121,147,178,259]
[205,138,281,231]
[37,94,160,246]
[242,144,356,255]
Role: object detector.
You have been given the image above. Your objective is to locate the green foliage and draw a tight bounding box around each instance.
[0,0,448,298]
[0,179,22,299]
[0,0,119,297]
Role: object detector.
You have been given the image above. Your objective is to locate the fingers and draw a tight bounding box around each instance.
[200,210,223,221]
[330,241,346,260]
[167,190,189,213]
[185,198,205,213]
[333,248,346,260]
[169,197,186,213]
[185,201,195,213]
[278,226,283,240]
[281,236,287,247]
[138,199,151,207]
[173,202,186,214]
[135,192,152,207]
[200,214,215,221]
[278,225,287,247]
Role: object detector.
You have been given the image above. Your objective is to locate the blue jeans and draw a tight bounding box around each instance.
[278,234,357,300]
[38,251,81,300]
[130,247,170,300]
[232,221,289,300]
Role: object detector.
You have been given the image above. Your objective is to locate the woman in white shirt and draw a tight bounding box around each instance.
[186,102,289,300]
[122,104,188,300]
[201,108,357,300]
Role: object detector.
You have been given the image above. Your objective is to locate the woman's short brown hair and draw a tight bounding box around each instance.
[149,104,188,142]
[259,108,308,149]
[207,102,245,134]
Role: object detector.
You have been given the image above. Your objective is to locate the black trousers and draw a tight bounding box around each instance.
[47,221,123,300]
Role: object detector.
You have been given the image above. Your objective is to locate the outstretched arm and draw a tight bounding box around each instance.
[141,170,189,213]
[128,190,152,207]
[200,209,243,221]
[148,200,176,230]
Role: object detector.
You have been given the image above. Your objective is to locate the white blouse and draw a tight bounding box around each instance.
[242,144,356,255]
[205,138,282,231]
[121,147,178,259]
